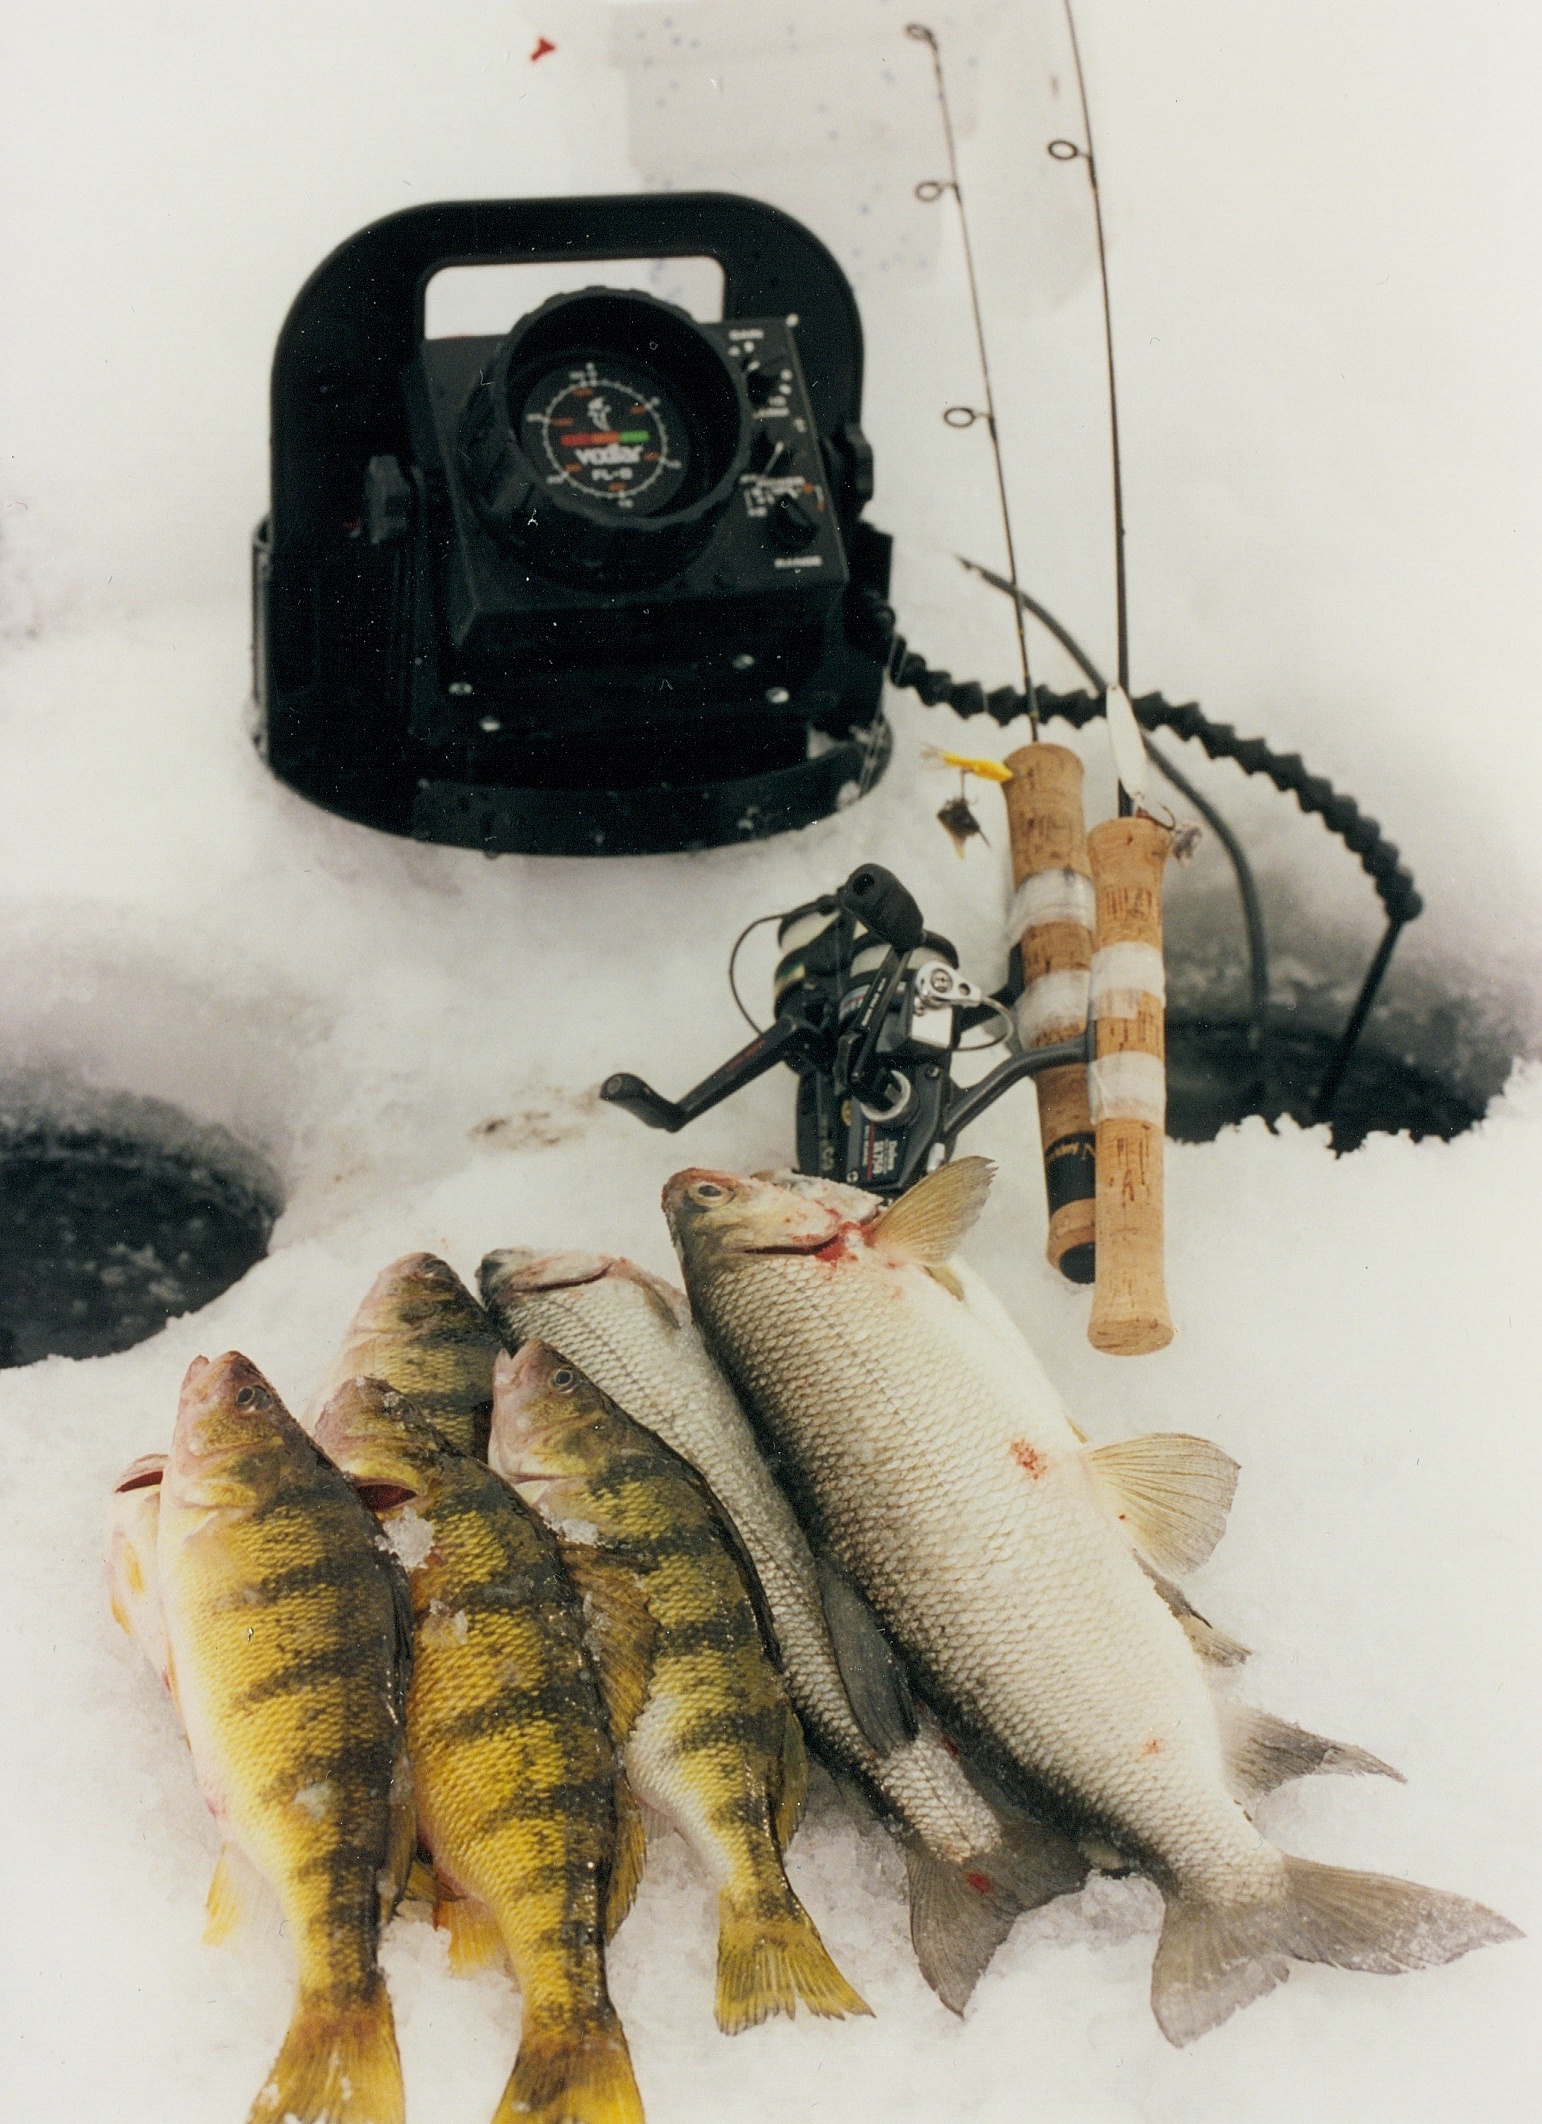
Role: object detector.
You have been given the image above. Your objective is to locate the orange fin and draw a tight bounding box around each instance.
[435,1893,507,1976]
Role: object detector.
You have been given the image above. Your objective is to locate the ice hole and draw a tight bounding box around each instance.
[0,1085,279,1369]
[1160,877,1509,1152]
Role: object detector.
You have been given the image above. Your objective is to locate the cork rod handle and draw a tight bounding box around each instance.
[1003,744,1097,1284]
[1085,815,1174,1355]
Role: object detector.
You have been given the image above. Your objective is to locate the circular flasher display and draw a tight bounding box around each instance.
[519,357,690,515]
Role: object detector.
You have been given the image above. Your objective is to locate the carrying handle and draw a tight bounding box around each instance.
[1085,815,1174,1354]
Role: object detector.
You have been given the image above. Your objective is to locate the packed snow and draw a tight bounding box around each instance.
[2,5,1540,2122]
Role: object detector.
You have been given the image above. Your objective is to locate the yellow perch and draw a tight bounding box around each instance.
[490,1341,870,2034]
[314,1376,644,2124]
[157,1352,413,2124]
[313,1252,501,1455]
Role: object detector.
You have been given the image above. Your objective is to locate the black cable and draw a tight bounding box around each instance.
[850,583,1422,1112]
[959,556,1271,1091]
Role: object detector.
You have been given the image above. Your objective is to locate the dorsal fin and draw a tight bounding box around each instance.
[870,1156,995,1265]
[1084,1433,1239,1576]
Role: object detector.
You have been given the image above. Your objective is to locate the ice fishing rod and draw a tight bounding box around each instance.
[908,11,1172,1351]
[906,22,1037,729]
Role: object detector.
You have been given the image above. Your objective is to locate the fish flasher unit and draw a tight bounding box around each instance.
[253,193,892,857]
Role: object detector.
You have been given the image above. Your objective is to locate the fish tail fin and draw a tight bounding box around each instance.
[249,1977,404,2124]
[715,1884,871,2033]
[1152,1855,1521,2046]
[905,1812,1090,2015]
[491,2015,644,2124]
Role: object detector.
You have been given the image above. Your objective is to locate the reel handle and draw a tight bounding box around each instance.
[835,864,925,954]
[1003,744,1098,1283]
[1085,815,1174,1355]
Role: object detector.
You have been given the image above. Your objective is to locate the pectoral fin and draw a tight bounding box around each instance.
[816,1555,918,1756]
[561,1548,657,1745]
[1085,1433,1239,1576]
[869,1156,995,1265]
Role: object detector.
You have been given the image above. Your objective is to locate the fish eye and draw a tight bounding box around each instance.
[235,1384,271,1411]
[690,1180,728,1203]
[551,1366,577,1393]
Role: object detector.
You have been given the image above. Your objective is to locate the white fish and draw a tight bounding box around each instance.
[666,1157,1520,2043]
[479,1244,1086,2012]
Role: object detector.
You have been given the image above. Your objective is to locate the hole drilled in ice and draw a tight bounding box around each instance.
[0,1088,279,1369]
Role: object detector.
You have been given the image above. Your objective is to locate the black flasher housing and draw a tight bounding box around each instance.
[253,193,893,856]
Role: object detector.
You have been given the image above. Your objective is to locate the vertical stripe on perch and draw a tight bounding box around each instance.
[1086,814,1174,1355]
[1004,744,1097,1283]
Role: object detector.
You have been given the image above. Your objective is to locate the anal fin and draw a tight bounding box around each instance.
[435,1893,508,1976]
[1221,1702,1403,1804]
[773,1703,809,1850]
[1086,1432,1239,1575]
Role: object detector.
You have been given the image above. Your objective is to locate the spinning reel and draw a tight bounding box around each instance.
[601,863,1090,1200]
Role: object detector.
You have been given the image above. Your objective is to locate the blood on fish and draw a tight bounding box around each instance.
[1140,1736,1164,1757]
[1009,1439,1047,1480]
[964,1872,995,1896]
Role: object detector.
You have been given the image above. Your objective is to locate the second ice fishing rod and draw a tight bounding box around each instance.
[910,10,1173,1353]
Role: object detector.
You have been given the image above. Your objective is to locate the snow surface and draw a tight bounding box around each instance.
[2,5,1540,2122]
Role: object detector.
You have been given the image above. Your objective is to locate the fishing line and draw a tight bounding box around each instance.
[906,21,1038,733]
[727,912,784,1035]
